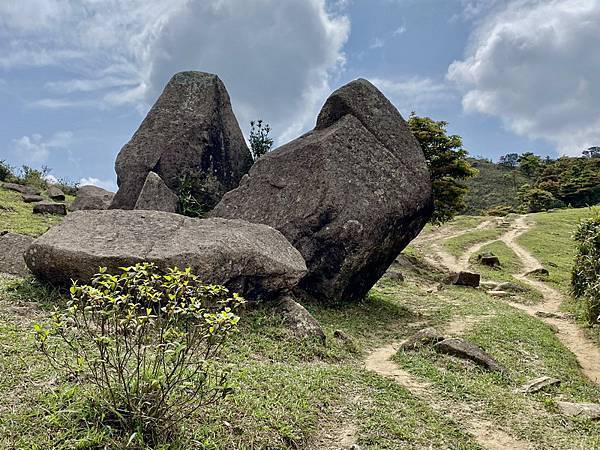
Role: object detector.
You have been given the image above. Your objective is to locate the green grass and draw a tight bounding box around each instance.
[0,187,73,236]
[443,226,505,257]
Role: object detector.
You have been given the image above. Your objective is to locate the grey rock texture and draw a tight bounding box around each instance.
[47,186,65,201]
[276,295,325,343]
[25,210,306,300]
[556,401,600,419]
[435,338,508,374]
[110,71,253,210]
[520,376,560,394]
[212,78,433,303]
[449,271,481,287]
[70,185,114,211]
[33,201,67,215]
[400,327,444,351]
[0,231,33,276]
[134,172,179,213]
[22,194,44,203]
[477,252,500,267]
[2,182,41,196]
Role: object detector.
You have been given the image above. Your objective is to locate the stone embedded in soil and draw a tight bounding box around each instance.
[400,327,445,351]
[526,267,549,277]
[0,232,33,276]
[435,338,508,374]
[487,290,513,298]
[478,252,500,267]
[33,201,67,215]
[47,186,65,201]
[2,182,41,196]
[556,401,600,420]
[276,295,325,343]
[480,280,500,290]
[21,194,44,203]
[520,376,560,393]
[448,271,480,287]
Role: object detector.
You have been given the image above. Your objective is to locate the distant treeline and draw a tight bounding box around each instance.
[464,149,600,215]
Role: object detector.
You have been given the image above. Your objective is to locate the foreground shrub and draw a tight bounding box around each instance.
[571,213,600,323]
[34,263,244,443]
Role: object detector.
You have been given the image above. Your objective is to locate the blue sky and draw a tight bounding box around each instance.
[1,0,598,191]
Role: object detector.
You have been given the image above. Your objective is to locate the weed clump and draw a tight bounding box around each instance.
[34,262,244,444]
[571,212,600,323]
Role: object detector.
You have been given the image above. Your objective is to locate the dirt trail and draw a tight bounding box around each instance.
[365,343,532,450]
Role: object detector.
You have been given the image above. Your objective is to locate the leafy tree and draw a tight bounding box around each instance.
[499,153,519,168]
[517,184,559,212]
[408,113,477,224]
[0,160,14,182]
[582,146,600,158]
[517,152,542,178]
[249,120,274,161]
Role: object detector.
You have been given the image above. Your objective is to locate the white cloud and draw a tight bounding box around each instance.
[448,0,600,155]
[371,77,455,115]
[2,0,350,143]
[12,131,74,164]
[393,26,406,36]
[370,37,385,49]
[79,177,118,192]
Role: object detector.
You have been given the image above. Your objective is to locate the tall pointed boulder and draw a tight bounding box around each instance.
[110,71,253,210]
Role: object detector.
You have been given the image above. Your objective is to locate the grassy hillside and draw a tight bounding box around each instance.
[1,207,599,448]
[463,158,531,215]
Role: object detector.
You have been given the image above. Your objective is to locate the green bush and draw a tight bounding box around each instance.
[34,263,244,444]
[0,160,15,182]
[485,205,514,217]
[249,119,273,161]
[571,213,600,323]
[19,165,51,190]
[518,185,562,212]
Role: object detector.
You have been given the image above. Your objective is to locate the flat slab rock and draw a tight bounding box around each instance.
[25,210,307,301]
[520,376,560,394]
[400,327,444,351]
[33,201,67,215]
[435,338,508,374]
[556,401,600,420]
[0,231,33,276]
[22,194,44,203]
[1,182,41,196]
[448,271,480,287]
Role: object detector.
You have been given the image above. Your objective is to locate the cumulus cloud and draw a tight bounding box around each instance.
[1,0,350,143]
[79,177,118,192]
[448,0,600,155]
[12,131,74,164]
[371,77,455,115]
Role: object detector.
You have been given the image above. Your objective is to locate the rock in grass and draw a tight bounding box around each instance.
[435,338,508,374]
[47,186,65,201]
[33,201,67,215]
[494,282,528,293]
[2,182,41,196]
[111,71,252,210]
[520,376,560,394]
[526,268,549,277]
[0,231,33,276]
[276,295,325,343]
[212,79,433,303]
[70,185,114,211]
[477,252,500,267]
[400,327,445,351]
[556,401,600,420]
[534,311,564,319]
[383,271,405,283]
[487,290,513,298]
[25,210,307,301]
[480,280,500,290]
[21,194,44,203]
[134,171,179,213]
[448,271,480,287]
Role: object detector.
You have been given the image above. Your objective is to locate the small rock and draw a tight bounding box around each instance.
[21,194,44,203]
[349,445,362,450]
[480,281,500,290]
[333,329,353,343]
[47,186,65,201]
[520,376,560,393]
[535,311,563,319]
[70,185,114,211]
[277,295,325,343]
[0,232,33,276]
[556,401,600,420]
[487,290,512,298]
[435,338,508,374]
[400,327,445,351]
[33,201,67,215]
[477,252,500,267]
[450,271,480,288]
[526,268,549,277]
[134,171,179,213]
[1,182,41,196]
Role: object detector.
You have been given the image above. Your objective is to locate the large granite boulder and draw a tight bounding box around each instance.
[25,210,306,300]
[1,182,41,196]
[0,231,33,276]
[70,185,114,211]
[134,171,179,213]
[212,79,433,302]
[47,186,65,201]
[110,71,253,211]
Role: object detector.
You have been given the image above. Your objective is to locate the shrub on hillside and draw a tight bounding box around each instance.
[0,160,15,182]
[34,263,244,444]
[249,119,273,161]
[518,185,563,212]
[485,205,514,217]
[571,213,600,323]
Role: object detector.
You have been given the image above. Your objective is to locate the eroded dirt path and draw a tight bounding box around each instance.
[365,343,532,450]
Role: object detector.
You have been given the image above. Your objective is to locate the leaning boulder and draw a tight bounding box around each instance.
[70,185,114,211]
[212,79,433,302]
[47,186,65,201]
[110,71,253,211]
[33,201,67,215]
[134,172,179,213]
[25,210,307,300]
[0,231,33,276]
